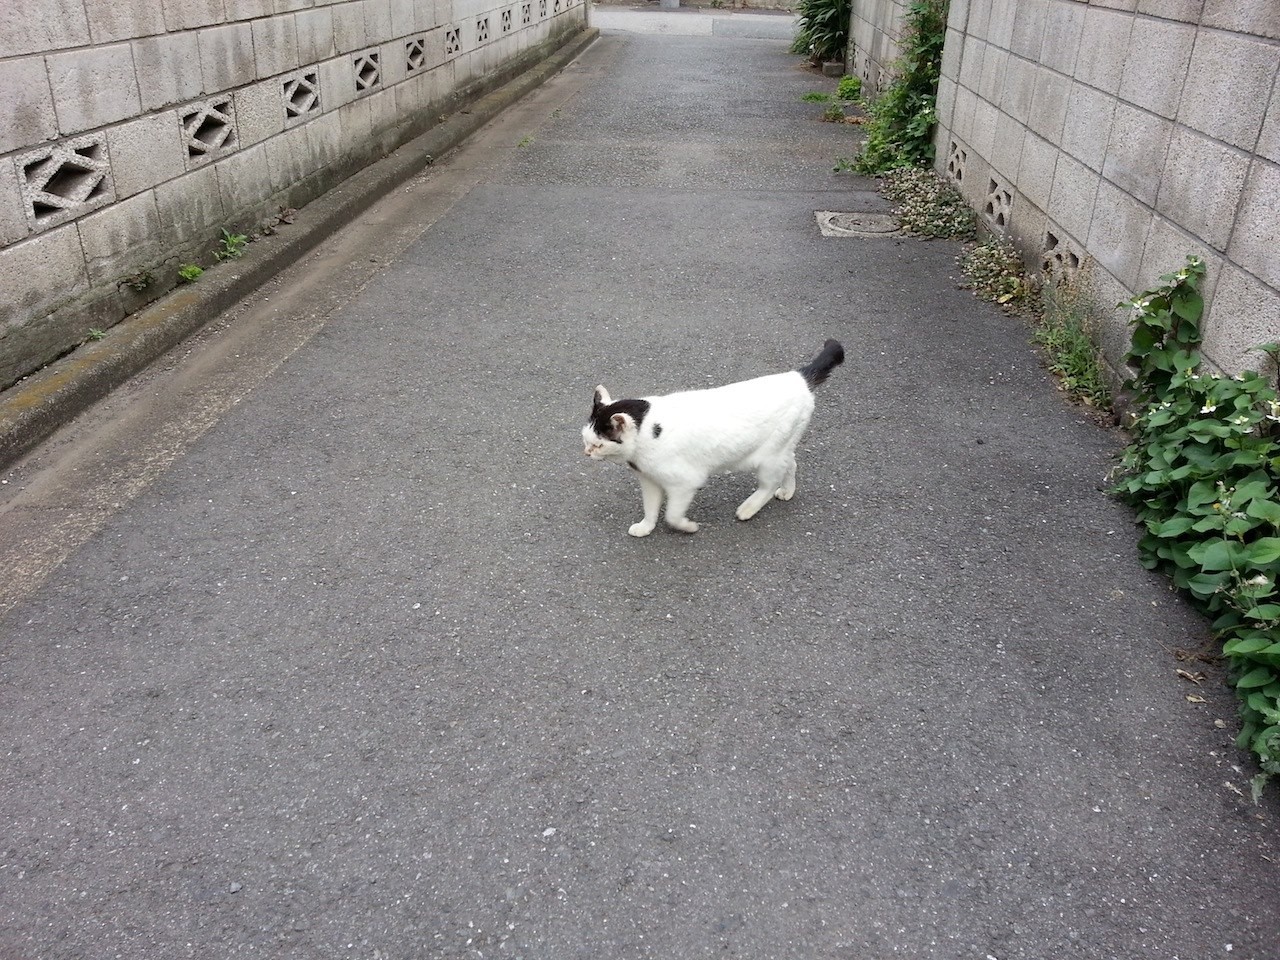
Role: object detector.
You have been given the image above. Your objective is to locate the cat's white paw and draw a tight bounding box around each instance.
[774,487,795,501]
[736,502,761,521]
[628,521,655,537]
[668,518,699,534]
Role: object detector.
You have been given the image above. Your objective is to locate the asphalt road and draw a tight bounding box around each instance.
[2,10,1277,960]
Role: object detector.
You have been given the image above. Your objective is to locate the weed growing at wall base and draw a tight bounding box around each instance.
[1111,256,1280,799]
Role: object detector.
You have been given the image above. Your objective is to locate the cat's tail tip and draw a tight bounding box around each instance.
[800,339,844,389]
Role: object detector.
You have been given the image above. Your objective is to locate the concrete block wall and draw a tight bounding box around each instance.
[848,0,908,94]
[929,0,1280,377]
[0,0,588,391]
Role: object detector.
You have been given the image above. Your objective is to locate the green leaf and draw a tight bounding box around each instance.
[1237,667,1278,689]
[1244,604,1280,621]
[1245,538,1280,565]
[1224,635,1275,656]
[1150,516,1196,537]
[1187,539,1243,571]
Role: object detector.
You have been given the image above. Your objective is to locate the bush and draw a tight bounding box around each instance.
[1112,256,1280,800]
[791,0,850,65]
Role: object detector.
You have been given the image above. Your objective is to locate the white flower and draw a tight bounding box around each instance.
[1245,574,1273,588]
[1200,403,1217,414]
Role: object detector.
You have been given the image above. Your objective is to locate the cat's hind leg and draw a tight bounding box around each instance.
[663,485,700,534]
[774,452,797,501]
[737,458,789,521]
[629,474,664,538]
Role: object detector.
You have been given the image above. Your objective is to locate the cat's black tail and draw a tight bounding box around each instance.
[799,339,844,389]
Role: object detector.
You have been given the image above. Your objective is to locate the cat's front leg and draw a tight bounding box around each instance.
[663,485,700,534]
[628,473,664,537]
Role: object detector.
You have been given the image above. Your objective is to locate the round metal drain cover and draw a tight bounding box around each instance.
[815,211,899,237]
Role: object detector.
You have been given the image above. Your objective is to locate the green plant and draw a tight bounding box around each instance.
[791,0,850,65]
[178,263,204,283]
[1034,272,1112,410]
[836,74,862,101]
[854,0,948,174]
[122,270,153,292]
[802,91,833,103]
[821,103,845,122]
[214,228,248,262]
[1112,255,1280,798]
[517,135,534,147]
[86,327,106,341]
[880,166,975,240]
[959,237,1037,309]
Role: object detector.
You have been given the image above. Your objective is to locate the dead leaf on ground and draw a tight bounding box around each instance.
[1187,694,1207,703]
[1176,669,1205,684]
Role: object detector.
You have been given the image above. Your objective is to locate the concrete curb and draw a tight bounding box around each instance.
[0,26,599,472]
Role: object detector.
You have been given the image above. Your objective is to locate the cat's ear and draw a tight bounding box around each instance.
[593,385,612,408]
[608,413,633,441]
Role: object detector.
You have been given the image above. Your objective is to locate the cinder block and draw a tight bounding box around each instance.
[225,0,275,19]
[941,27,962,81]
[382,39,410,87]
[199,22,257,93]
[235,79,288,146]
[17,133,116,234]
[0,57,58,156]
[936,75,958,128]
[979,45,1007,104]
[47,44,143,136]
[1179,30,1276,151]
[419,26,447,71]
[296,8,339,64]
[1202,0,1280,41]
[1117,17,1192,118]
[340,94,375,149]
[1155,128,1250,252]
[1135,214,1213,305]
[1049,153,1100,243]
[1260,87,1280,165]
[1016,131,1058,212]
[105,111,186,199]
[971,98,999,158]
[1040,0,1085,75]
[318,55,357,112]
[1102,102,1170,206]
[133,33,205,111]
[952,85,977,144]
[1061,81,1115,173]
[966,0,990,37]
[155,163,225,245]
[998,54,1036,126]
[306,110,345,168]
[366,87,399,140]
[281,68,323,126]
[252,15,301,79]
[85,1,167,43]
[990,112,1026,180]
[1027,67,1070,141]
[274,0,313,11]
[1229,161,1280,290]
[1009,0,1047,59]
[391,0,418,36]
[0,161,29,247]
[1201,266,1280,373]
[333,1,369,52]
[77,191,163,285]
[958,36,986,93]
[1088,179,1152,288]
[0,225,89,330]
[1074,5,1131,95]
[366,0,395,43]
[947,0,971,31]
[162,0,226,31]
[985,0,1017,50]
[0,0,90,58]
[1136,0,1201,21]
[264,123,313,192]
[215,142,275,217]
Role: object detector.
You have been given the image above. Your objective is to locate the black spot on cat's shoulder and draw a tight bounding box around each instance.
[652,423,662,438]
[627,461,639,471]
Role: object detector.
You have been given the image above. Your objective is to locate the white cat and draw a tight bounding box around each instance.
[582,340,844,536]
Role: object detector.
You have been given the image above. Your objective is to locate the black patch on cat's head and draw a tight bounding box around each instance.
[589,397,650,443]
[652,423,662,438]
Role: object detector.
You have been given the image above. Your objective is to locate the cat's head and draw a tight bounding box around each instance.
[582,386,648,460]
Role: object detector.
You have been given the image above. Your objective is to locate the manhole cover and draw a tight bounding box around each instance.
[814,211,899,237]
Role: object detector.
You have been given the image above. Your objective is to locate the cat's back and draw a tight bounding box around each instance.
[650,370,810,420]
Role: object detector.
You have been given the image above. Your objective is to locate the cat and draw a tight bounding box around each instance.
[582,339,844,537]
